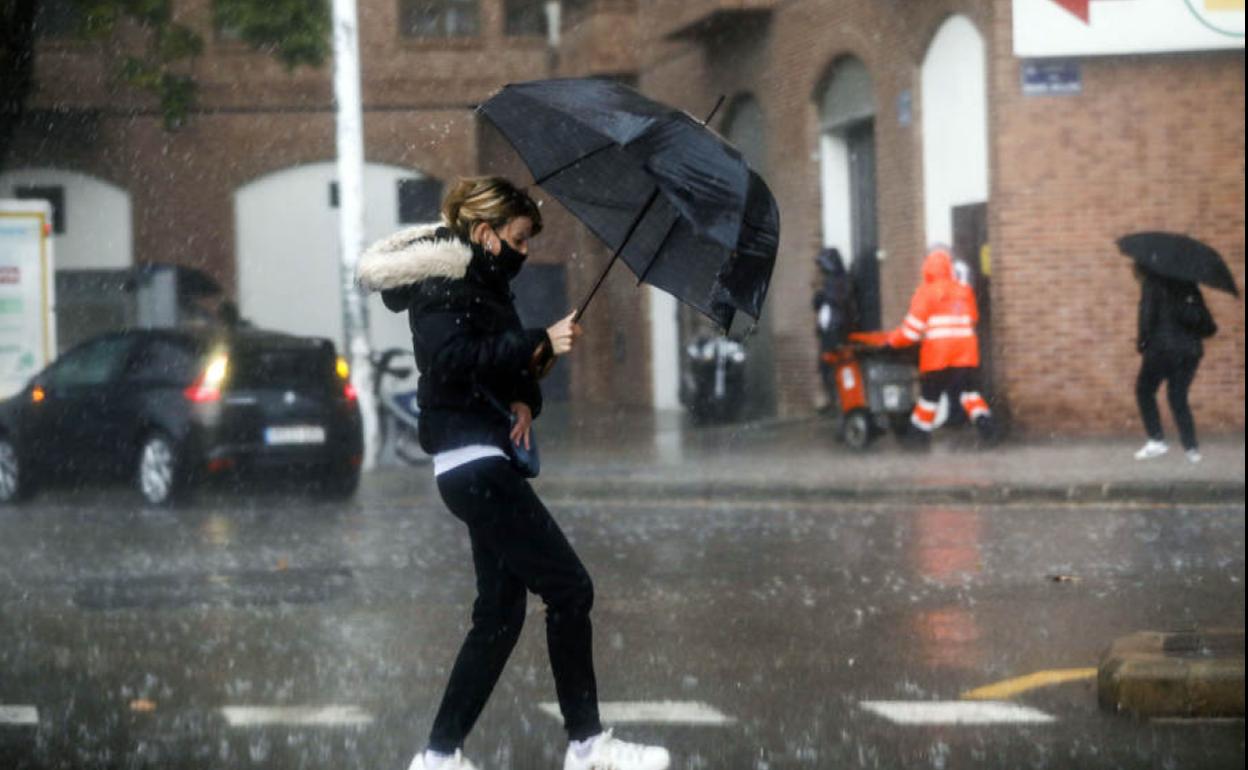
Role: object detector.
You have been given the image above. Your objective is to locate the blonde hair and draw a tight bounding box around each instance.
[441,176,542,241]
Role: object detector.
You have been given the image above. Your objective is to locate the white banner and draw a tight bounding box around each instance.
[0,201,56,399]
[1014,0,1245,57]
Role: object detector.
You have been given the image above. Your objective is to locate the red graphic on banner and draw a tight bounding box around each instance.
[1050,0,1091,22]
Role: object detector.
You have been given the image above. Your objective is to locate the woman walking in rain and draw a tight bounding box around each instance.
[1132,266,1216,463]
[358,177,671,770]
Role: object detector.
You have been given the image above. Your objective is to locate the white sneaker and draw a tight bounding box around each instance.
[407,750,480,770]
[563,730,670,770]
[1186,449,1203,464]
[1134,440,1169,460]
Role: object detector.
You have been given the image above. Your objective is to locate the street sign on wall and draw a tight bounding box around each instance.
[1014,0,1245,57]
[0,201,57,399]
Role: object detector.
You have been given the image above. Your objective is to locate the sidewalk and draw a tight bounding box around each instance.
[522,406,1246,505]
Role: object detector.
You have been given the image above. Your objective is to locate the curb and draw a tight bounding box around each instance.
[1099,630,1245,718]
[535,477,1246,505]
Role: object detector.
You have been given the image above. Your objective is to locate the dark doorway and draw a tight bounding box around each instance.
[511,263,570,402]
[952,202,1006,423]
[847,120,881,330]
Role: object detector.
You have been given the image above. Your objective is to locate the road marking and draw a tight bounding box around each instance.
[538,701,735,726]
[0,705,38,726]
[861,700,1057,725]
[220,705,374,728]
[961,668,1098,700]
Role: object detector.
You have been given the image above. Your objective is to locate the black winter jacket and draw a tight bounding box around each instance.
[1137,274,1206,359]
[358,224,548,455]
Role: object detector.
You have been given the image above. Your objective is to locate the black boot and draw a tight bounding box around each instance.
[974,415,1000,447]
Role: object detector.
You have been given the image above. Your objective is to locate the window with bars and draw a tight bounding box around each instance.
[505,0,549,37]
[399,0,481,38]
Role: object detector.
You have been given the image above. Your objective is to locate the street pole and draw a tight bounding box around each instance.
[331,0,378,470]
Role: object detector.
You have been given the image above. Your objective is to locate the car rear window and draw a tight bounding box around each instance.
[228,342,338,391]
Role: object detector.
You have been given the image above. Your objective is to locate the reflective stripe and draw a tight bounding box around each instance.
[961,392,990,418]
[928,314,973,327]
[902,327,923,341]
[916,398,939,410]
[904,314,927,330]
[925,327,975,340]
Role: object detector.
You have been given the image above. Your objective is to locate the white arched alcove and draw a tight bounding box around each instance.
[819,57,875,266]
[0,168,132,269]
[235,162,438,353]
[921,15,989,248]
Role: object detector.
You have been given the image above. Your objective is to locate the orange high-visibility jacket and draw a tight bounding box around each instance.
[887,248,981,373]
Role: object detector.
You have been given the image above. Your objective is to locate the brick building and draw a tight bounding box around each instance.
[4,0,1244,435]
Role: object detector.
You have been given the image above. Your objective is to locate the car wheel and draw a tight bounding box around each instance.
[136,432,184,506]
[843,409,874,451]
[0,436,34,504]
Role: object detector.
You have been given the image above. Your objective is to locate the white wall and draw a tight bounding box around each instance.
[921,15,989,248]
[648,287,680,410]
[0,168,132,270]
[234,162,427,353]
[819,133,853,262]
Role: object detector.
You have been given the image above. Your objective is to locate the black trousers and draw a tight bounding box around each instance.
[1136,351,1201,450]
[428,458,602,753]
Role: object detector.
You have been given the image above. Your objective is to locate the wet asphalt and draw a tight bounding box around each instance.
[0,475,1244,770]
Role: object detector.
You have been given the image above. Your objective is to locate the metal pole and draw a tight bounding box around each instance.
[332,0,378,470]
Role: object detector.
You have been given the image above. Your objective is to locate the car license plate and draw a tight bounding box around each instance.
[883,385,903,410]
[264,425,326,446]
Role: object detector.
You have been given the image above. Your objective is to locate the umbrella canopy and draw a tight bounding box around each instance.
[478,77,780,330]
[1118,232,1239,297]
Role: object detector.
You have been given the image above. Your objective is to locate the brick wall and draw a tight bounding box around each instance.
[988,1,1246,436]
[638,0,1245,433]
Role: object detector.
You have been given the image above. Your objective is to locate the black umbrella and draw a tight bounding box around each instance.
[1118,232,1239,297]
[478,78,780,331]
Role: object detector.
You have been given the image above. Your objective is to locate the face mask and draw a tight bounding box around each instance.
[491,233,528,282]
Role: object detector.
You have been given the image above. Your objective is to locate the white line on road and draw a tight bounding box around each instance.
[220,705,374,728]
[538,701,736,726]
[861,701,1057,725]
[0,705,38,726]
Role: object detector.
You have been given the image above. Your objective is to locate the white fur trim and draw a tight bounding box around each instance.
[356,223,472,291]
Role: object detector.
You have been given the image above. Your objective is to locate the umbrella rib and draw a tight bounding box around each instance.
[574,185,662,322]
[635,213,682,287]
[532,140,619,186]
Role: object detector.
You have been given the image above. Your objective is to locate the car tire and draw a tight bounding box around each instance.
[320,465,360,500]
[0,436,34,504]
[136,432,185,506]
[843,408,874,451]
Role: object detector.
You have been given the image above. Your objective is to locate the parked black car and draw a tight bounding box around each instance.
[0,327,363,505]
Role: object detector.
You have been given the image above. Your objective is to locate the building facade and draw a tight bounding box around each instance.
[5,0,1244,434]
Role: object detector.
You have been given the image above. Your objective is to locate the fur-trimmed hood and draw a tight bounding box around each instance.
[356,223,471,291]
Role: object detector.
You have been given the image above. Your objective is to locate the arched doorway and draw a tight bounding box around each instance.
[0,167,132,270]
[921,15,989,250]
[819,57,881,329]
[921,16,998,413]
[234,162,442,354]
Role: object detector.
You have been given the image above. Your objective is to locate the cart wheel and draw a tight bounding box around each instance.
[843,409,874,451]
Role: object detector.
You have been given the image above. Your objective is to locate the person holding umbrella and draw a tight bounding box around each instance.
[1119,232,1235,464]
[358,177,671,770]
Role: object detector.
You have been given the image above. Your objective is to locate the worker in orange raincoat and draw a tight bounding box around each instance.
[886,246,997,447]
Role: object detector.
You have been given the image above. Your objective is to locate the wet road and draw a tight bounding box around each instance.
[1,478,1244,769]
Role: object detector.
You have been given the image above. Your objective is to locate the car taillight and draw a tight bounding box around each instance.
[184,355,229,403]
[343,383,358,402]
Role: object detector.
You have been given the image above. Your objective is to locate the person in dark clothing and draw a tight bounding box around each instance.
[1133,267,1216,463]
[812,247,856,410]
[357,177,671,770]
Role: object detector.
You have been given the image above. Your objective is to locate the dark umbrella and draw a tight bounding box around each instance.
[1118,232,1239,296]
[478,78,780,331]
